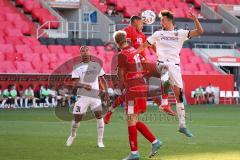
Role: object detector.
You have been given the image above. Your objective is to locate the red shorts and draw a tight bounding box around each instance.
[125,97,147,115]
[124,78,148,115]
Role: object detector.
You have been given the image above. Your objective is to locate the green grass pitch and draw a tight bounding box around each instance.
[0,105,240,160]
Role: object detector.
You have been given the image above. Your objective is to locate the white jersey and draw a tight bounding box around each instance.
[147,29,190,64]
[205,86,215,94]
[72,61,105,96]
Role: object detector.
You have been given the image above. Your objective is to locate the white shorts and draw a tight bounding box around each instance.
[157,62,183,89]
[73,96,102,115]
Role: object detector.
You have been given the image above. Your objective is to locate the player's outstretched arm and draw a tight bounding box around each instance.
[188,12,204,38]
[99,76,109,98]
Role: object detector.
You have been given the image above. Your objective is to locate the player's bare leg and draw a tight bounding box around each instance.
[93,110,105,148]
[144,62,176,116]
[66,114,83,146]
[153,80,176,116]
[173,85,193,137]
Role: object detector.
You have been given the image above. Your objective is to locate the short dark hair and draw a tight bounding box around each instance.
[130,16,141,24]
[80,46,89,52]
[160,10,174,21]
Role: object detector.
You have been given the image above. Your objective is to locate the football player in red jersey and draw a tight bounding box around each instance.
[104,16,175,125]
[113,30,162,160]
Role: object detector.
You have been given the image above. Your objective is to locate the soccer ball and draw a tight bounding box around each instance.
[141,10,156,25]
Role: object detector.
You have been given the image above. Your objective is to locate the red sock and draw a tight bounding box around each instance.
[128,126,138,151]
[136,121,156,143]
[162,94,168,99]
[153,97,161,106]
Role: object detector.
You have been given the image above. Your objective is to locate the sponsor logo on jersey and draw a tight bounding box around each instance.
[161,36,178,41]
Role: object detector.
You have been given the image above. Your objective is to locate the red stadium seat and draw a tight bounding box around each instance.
[22,53,41,62]
[41,54,59,62]
[5,28,23,37]
[0,37,5,44]
[5,52,23,61]
[14,21,32,35]
[0,14,6,21]
[15,45,33,54]
[5,36,23,45]
[15,61,34,71]
[90,0,200,18]
[6,13,23,22]
[207,70,220,75]
[32,45,50,54]
[58,54,72,61]
[23,0,42,13]
[0,61,16,73]
[0,44,15,53]
[64,46,80,54]
[16,0,24,6]
[20,37,41,45]
[182,70,193,75]
[32,61,50,71]
[0,22,15,30]
[48,45,65,54]
[0,52,5,61]
[189,56,204,64]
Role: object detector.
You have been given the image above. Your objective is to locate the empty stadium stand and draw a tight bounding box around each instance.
[90,0,200,18]
[15,0,59,29]
[191,0,240,9]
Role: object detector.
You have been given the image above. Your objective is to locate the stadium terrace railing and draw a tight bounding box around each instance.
[218,5,240,33]
[201,3,221,20]
[201,3,238,33]
[37,21,115,40]
[194,43,236,49]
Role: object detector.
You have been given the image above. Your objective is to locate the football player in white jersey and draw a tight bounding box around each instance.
[138,10,204,137]
[66,46,109,148]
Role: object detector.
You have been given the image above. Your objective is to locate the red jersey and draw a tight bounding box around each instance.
[124,25,147,58]
[118,46,148,93]
[118,46,148,114]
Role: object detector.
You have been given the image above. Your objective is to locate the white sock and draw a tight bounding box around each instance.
[131,151,138,154]
[71,120,80,137]
[161,98,168,106]
[97,118,104,143]
[152,139,158,144]
[176,103,186,128]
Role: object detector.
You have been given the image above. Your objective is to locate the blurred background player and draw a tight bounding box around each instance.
[11,85,18,108]
[24,85,37,108]
[205,83,215,104]
[0,84,3,107]
[114,30,162,160]
[16,84,24,108]
[66,46,109,148]
[40,85,50,107]
[1,84,15,108]
[58,85,71,107]
[138,10,204,137]
[194,86,205,104]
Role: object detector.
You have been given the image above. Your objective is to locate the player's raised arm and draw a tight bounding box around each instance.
[188,12,204,38]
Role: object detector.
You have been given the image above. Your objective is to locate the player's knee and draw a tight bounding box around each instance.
[127,114,138,126]
[74,114,83,122]
[176,90,184,103]
[94,111,102,119]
